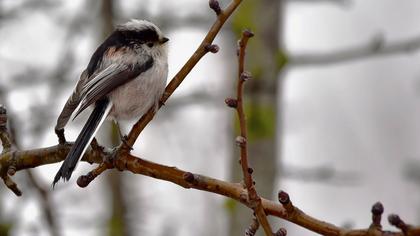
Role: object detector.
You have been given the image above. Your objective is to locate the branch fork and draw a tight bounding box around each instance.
[0,106,22,196]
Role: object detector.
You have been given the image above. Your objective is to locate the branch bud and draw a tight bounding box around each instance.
[240,71,252,81]
[278,190,295,214]
[371,202,384,215]
[7,166,16,176]
[225,98,238,108]
[274,228,287,236]
[278,191,290,204]
[388,214,409,233]
[205,44,220,53]
[183,172,195,183]
[388,214,402,226]
[371,202,383,228]
[77,173,93,188]
[235,136,246,147]
[243,29,255,38]
[209,0,222,15]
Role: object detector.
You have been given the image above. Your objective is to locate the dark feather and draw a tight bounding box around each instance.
[53,98,112,187]
[73,56,153,119]
[55,70,88,131]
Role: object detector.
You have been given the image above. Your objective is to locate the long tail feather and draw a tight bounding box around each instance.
[53,99,112,187]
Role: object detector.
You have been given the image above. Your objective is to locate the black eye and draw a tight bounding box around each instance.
[147,42,154,48]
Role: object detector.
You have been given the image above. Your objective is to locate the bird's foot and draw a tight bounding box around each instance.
[120,135,133,152]
[55,128,66,145]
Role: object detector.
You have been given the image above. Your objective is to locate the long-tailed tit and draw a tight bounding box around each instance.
[53,19,169,186]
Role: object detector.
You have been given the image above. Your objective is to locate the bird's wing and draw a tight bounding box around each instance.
[73,54,154,119]
[55,70,89,131]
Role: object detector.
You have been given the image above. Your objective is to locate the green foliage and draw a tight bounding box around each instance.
[246,102,276,140]
[234,102,276,140]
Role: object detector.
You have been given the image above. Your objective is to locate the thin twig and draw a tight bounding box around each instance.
[77,162,112,188]
[236,30,253,194]
[234,29,273,235]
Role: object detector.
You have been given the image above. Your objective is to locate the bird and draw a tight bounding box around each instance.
[53,19,169,187]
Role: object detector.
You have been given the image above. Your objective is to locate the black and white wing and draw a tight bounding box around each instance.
[55,70,89,131]
[72,55,153,119]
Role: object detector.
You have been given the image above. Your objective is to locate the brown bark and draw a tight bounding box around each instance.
[229,0,283,234]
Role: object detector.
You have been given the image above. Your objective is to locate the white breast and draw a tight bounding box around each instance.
[108,57,168,120]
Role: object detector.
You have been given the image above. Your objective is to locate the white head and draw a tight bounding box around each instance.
[118,19,164,37]
[116,19,168,58]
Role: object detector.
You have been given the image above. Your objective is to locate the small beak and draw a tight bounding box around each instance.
[160,37,169,44]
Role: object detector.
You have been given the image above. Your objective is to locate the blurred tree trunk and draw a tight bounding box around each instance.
[99,0,131,235]
[228,0,285,234]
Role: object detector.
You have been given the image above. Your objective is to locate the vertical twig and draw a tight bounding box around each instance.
[234,30,273,235]
[236,30,254,196]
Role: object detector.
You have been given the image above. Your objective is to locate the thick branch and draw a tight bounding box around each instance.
[289,34,420,66]
[0,145,419,236]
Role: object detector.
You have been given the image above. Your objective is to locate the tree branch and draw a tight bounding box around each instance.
[0,105,21,196]
[0,141,419,236]
[232,29,273,235]
[289,34,420,66]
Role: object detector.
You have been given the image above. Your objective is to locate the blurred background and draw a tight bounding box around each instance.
[1,0,420,235]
